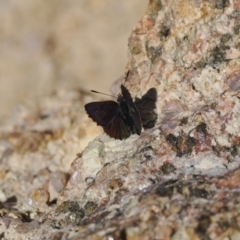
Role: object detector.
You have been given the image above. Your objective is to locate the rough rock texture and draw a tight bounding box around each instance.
[1,0,240,239]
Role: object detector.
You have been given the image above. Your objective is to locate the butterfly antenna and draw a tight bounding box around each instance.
[91,90,117,99]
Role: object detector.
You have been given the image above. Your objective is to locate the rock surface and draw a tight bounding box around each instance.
[1,0,240,239]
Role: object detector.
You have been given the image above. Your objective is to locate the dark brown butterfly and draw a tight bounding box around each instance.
[85,84,157,140]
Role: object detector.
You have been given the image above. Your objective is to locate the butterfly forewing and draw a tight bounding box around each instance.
[134,88,157,129]
[85,101,119,127]
[120,85,142,135]
[85,100,132,139]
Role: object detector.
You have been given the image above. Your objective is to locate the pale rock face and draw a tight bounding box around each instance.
[1,0,240,239]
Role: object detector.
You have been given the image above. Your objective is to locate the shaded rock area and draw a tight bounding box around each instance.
[1,0,240,239]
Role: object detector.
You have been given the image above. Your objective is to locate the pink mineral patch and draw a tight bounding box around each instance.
[226,69,240,91]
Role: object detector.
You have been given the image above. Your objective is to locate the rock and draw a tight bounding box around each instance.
[1,0,240,239]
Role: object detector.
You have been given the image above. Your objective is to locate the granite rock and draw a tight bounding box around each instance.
[1,0,240,239]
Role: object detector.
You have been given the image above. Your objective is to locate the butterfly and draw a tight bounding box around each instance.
[85,84,157,140]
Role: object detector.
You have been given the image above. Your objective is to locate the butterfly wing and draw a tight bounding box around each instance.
[103,112,131,140]
[85,101,119,127]
[120,85,142,135]
[85,85,156,140]
[135,88,157,129]
[85,101,131,139]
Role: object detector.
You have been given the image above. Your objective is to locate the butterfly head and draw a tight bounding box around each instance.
[117,93,124,103]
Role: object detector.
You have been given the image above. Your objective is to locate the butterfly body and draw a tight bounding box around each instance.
[85,85,157,140]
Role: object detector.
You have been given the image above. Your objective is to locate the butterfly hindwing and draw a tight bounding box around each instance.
[103,111,131,140]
